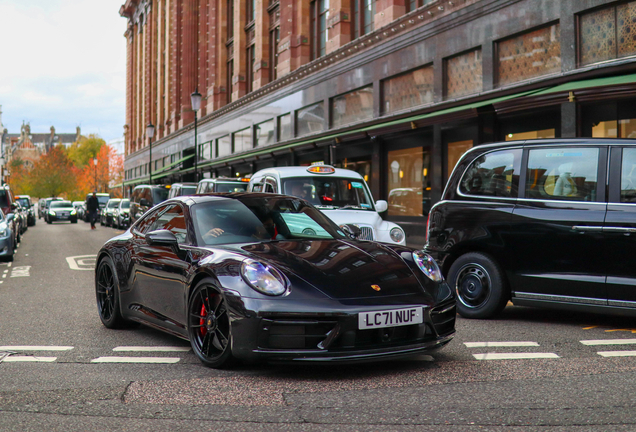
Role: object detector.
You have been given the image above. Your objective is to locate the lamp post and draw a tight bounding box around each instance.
[190,88,202,183]
[146,123,155,185]
[93,158,98,192]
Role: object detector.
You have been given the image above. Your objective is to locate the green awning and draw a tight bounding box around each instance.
[531,72,636,96]
[122,154,195,186]
[198,88,543,169]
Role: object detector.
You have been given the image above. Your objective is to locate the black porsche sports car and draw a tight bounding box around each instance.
[95,193,455,368]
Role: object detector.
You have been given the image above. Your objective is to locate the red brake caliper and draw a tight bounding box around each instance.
[199,301,207,337]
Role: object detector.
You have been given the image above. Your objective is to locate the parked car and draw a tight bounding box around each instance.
[0,186,19,246]
[84,193,111,222]
[15,195,36,226]
[248,164,406,245]
[94,193,455,368]
[425,138,636,319]
[196,177,249,194]
[47,200,78,223]
[101,198,121,226]
[14,201,28,234]
[113,198,130,229]
[72,201,86,221]
[42,197,64,223]
[129,185,170,223]
[0,209,16,261]
[168,182,198,199]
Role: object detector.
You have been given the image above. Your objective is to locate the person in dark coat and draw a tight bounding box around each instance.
[86,192,99,230]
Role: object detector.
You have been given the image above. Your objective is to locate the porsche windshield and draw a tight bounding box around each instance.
[192,196,346,246]
[281,177,374,210]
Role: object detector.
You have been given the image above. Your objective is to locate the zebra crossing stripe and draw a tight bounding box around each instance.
[112,346,191,352]
[91,356,181,364]
[473,352,559,360]
[464,341,539,348]
[597,351,636,357]
[2,356,57,363]
[581,339,636,346]
[0,346,74,351]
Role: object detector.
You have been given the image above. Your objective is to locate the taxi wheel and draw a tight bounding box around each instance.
[187,279,234,368]
[448,252,508,319]
[95,256,129,329]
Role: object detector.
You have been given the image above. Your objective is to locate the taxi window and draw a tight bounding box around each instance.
[621,148,636,203]
[526,147,599,201]
[459,149,521,198]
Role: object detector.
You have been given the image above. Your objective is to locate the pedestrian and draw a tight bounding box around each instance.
[86,191,99,230]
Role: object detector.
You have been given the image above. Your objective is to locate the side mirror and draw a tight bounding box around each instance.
[6,214,14,222]
[146,229,179,247]
[10,203,17,211]
[342,224,361,239]
[375,200,388,213]
[139,198,149,207]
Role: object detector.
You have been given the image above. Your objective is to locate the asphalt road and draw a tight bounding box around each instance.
[2,219,636,431]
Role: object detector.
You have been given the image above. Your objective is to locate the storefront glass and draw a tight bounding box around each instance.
[331,86,374,128]
[447,140,473,177]
[387,147,432,217]
[382,65,434,115]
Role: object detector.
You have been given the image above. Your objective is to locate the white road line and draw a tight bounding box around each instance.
[464,341,540,348]
[581,339,636,346]
[597,351,636,357]
[2,356,57,363]
[91,356,181,364]
[473,353,560,360]
[0,346,74,351]
[113,346,191,352]
[66,255,96,271]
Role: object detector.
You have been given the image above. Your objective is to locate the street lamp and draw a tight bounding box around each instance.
[146,123,155,185]
[190,88,202,183]
[93,158,98,192]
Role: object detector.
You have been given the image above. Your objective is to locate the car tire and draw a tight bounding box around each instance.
[187,279,235,368]
[95,256,132,329]
[448,252,509,319]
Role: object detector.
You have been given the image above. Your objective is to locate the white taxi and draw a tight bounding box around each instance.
[248,164,406,245]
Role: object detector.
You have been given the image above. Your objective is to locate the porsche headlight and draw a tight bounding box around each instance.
[412,251,443,282]
[390,227,405,243]
[240,260,287,296]
[49,211,56,216]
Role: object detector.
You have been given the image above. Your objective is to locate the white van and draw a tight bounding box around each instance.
[248,164,406,245]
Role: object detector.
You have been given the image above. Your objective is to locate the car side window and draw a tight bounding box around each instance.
[264,177,277,193]
[459,149,521,198]
[526,147,599,201]
[621,148,636,203]
[134,206,163,234]
[149,204,188,244]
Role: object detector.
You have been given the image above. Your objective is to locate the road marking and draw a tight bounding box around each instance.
[1,356,57,363]
[0,346,74,351]
[66,255,96,271]
[91,356,181,364]
[581,339,636,346]
[10,266,31,278]
[464,341,540,348]
[113,346,191,352]
[473,353,560,360]
[597,351,636,357]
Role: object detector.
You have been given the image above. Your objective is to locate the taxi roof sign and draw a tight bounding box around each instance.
[307,164,335,174]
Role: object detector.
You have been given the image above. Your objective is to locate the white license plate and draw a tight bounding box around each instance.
[358,307,423,330]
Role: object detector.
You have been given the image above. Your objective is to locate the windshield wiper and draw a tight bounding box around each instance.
[337,204,368,210]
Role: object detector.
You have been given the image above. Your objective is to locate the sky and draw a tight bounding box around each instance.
[0,0,127,143]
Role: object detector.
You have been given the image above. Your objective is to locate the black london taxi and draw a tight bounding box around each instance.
[425,138,636,319]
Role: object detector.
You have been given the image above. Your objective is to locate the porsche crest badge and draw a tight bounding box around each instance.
[371,284,381,291]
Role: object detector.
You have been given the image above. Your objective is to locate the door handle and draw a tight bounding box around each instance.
[602,226,636,233]
[572,226,604,232]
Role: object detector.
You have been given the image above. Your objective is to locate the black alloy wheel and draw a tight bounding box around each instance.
[95,256,129,328]
[187,279,234,368]
[448,252,508,319]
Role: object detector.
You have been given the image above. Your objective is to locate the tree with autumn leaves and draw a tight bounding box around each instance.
[8,135,124,201]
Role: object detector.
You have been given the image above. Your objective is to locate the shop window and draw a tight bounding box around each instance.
[278,113,292,141]
[505,129,556,141]
[297,103,325,136]
[331,86,374,128]
[496,23,561,87]
[233,128,253,153]
[200,141,213,160]
[217,135,232,157]
[579,2,636,66]
[255,120,275,147]
[447,140,473,176]
[445,49,482,99]
[525,147,599,201]
[460,149,521,198]
[387,147,432,216]
[582,101,636,138]
[382,65,434,115]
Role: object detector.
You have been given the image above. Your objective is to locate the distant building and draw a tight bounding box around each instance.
[108,136,125,156]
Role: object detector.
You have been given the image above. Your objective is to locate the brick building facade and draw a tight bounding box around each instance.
[121,0,636,246]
